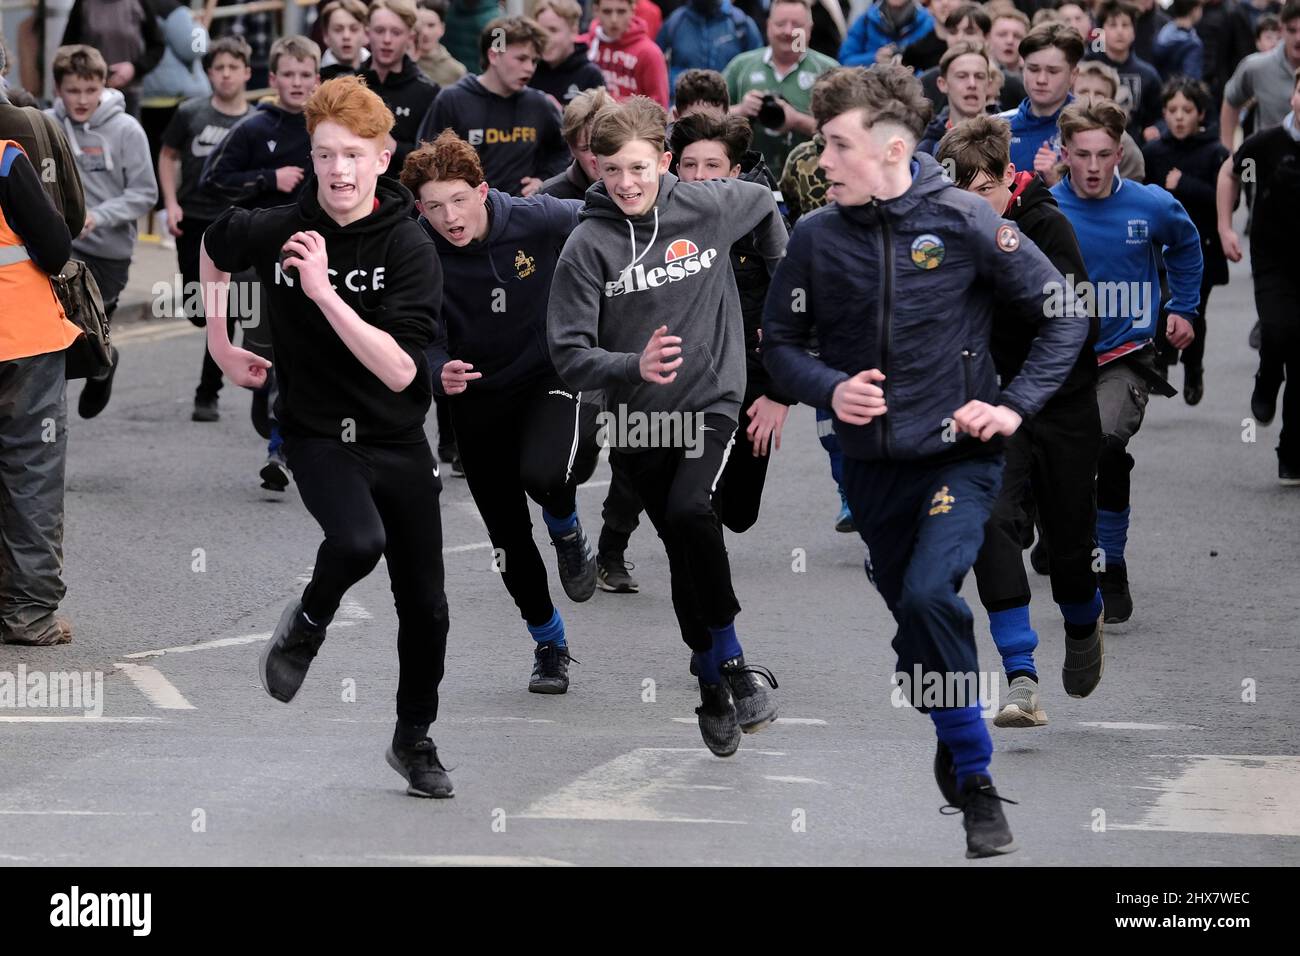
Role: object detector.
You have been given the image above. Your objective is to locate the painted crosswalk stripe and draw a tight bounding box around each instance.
[1111,754,1300,836]
[513,747,747,824]
[114,663,195,710]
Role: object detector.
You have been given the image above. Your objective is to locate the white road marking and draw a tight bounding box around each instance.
[1111,755,1300,836]
[114,663,196,710]
[443,541,494,554]
[338,598,372,620]
[123,633,270,659]
[513,747,747,824]
[0,810,149,815]
[578,479,611,490]
[764,775,828,785]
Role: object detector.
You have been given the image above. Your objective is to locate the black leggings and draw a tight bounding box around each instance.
[611,413,741,653]
[451,378,598,626]
[284,436,448,725]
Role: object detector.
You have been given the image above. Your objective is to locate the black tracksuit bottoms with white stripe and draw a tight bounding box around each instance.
[610,413,742,654]
[451,376,599,627]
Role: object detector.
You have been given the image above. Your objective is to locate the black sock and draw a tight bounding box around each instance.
[1006,670,1037,684]
[1064,620,1098,640]
[394,720,430,748]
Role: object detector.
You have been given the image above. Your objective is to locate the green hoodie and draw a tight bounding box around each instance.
[547,172,786,426]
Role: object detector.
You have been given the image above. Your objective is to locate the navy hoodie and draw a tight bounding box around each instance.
[202,176,444,443]
[199,101,311,209]
[417,75,569,196]
[422,188,582,393]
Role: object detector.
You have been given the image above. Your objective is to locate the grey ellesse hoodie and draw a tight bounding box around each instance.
[547,171,785,426]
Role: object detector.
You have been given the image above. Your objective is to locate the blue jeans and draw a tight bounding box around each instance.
[842,454,1003,702]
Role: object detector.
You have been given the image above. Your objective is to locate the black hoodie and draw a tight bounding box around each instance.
[417,75,569,196]
[998,172,1097,401]
[202,176,444,444]
[540,160,593,201]
[530,43,608,107]
[199,101,311,209]
[1142,128,1231,287]
[361,55,441,176]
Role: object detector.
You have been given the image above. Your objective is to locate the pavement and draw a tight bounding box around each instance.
[0,231,1296,867]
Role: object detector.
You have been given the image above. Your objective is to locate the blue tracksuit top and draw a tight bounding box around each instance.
[1050,173,1204,353]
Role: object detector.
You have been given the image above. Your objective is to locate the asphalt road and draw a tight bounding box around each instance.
[0,242,1296,867]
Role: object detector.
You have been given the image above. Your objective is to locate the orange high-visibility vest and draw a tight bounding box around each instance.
[0,139,81,362]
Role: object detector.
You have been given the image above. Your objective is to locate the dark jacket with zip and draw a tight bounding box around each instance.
[732,151,795,407]
[422,189,582,394]
[997,172,1097,401]
[201,176,444,444]
[361,55,440,176]
[763,151,1083,462]
[199,101,310,209]
[1141,128,1230,287]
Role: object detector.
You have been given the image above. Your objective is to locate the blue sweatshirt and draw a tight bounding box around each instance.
[422,188,582,393]
[997,94,1073,179]
[839,2,935,67]
[1050,174,1203,354]
[658,2,762,97]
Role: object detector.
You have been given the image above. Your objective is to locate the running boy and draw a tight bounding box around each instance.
[764,66,1086,858]
[160,36,253,424]
[547,96,786,757]
[402,129,599,695]
[1051,99,1203,622]
[937,114,1104,728]
[201,75,453,798]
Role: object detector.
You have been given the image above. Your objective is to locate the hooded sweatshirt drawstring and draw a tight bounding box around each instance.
[619,206,659,285]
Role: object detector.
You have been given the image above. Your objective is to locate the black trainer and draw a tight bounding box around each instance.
[1251,374,1279,425]
[1099,562,1132,623]
[596,552,638,593]
[1281,461,1300,487]
[529,641,574,694]
[78,346,119,419]
[451,456,465,478]
[192,396,220,422]
[550,523,597,602]
[1062,616,1105,698]
[437,442,458,464]
[695,679,740,757]
[385,739,454,798]
[934,741,960,808]
[258,601,326,703]
[719,656,778,733]
[953,774,1018,859]
[260,455,290,492]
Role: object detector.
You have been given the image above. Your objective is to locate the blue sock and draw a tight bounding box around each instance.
[930,706,994,790]
[1060,590,1103,627]
[988,605,1038,680]
[526,608,566,648]
[708,620,743,667]
[1096,507,1130,568]
[542,509,578,537]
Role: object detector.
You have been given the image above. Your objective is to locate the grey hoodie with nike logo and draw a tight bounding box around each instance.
[546,171,786,428]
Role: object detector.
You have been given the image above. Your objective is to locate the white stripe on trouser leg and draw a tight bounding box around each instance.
[710,426,737,494]
[564,390,582,485]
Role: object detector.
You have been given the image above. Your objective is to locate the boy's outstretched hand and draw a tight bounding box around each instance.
[212,343,272,389]
[953,400,1022,441]
[640,325,682,384]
